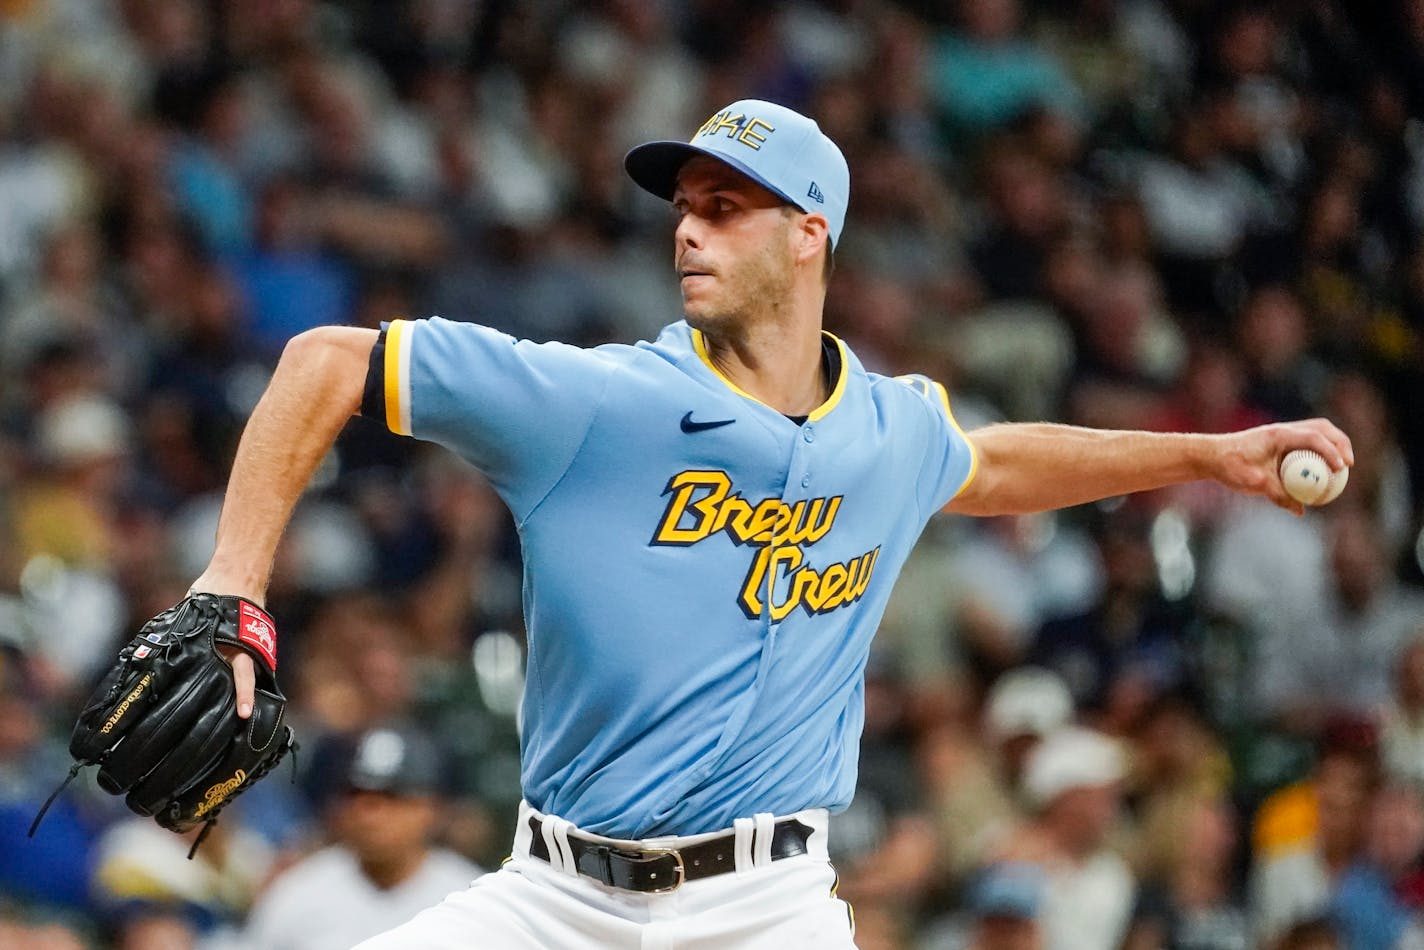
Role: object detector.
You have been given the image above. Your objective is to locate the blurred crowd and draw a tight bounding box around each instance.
[5,0,1424,948]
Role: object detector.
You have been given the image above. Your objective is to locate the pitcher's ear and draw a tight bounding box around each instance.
[795,212,830,268]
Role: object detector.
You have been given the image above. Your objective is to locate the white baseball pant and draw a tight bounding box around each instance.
[353,800,857,949]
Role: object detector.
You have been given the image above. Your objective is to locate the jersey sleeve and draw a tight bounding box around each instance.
[369,316,615,518]
[896,374,979,514]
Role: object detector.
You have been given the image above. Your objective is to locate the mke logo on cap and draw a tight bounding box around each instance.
[692,110,776,151]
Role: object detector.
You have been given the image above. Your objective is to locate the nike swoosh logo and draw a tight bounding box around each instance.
[680,411,735,433]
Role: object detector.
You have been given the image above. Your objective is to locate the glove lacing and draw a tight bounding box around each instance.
[27,762,83,839]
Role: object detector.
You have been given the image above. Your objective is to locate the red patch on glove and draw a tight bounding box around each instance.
[237,601,278,670]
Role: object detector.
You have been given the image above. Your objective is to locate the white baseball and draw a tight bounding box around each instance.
[1279,449,1348,505]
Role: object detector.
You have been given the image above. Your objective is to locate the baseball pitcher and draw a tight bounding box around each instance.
[74,100,1353,948]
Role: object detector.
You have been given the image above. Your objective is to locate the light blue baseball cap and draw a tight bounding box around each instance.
[971,863,1046,920]
[625,99,850,249]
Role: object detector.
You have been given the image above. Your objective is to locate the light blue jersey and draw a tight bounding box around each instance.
[373,317,976,837]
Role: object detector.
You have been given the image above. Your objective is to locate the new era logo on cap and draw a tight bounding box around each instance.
[624,99,850,249]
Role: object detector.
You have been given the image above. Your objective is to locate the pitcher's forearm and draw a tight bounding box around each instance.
[196,326,378,600]
[945,419,1352,517]
[952,424,1213,515]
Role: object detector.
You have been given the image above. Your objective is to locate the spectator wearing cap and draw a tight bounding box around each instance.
[964,861,1045,950]
[997,726,1135,950]
[241,724,482,950]
[16,392,132,570]
[1119,696,1247,950]
[12,393,134,695]
[983,667,1076,786]
[923,666,1075,886]
[90,814,275,940]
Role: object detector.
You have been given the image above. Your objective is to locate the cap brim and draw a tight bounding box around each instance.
[345,777,433,796]
[624,141,804,212]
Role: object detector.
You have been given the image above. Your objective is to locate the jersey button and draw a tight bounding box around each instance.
[801,474,811,488]
[802,426,814,443]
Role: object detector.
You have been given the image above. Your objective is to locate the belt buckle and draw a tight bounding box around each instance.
[635,847,685,893]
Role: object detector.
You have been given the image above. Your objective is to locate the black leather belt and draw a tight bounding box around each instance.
[527,816,813,893]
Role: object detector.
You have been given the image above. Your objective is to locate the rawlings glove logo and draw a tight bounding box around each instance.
[193,768,247,818]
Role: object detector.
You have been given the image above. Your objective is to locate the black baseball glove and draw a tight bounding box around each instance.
[33,593,295,848]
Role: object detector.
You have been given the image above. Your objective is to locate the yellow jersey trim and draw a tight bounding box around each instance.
[807,333,848,422]
[934,380,979,498]
[690,328,848,420]
[691,328,760,404]
[384,319,411,436]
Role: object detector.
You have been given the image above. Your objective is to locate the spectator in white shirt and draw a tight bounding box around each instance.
[997,727,1136,950]
[241,724,482,950]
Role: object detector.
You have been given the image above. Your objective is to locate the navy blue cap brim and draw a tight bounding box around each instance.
[344,779,437,797]
[624,140,807,214]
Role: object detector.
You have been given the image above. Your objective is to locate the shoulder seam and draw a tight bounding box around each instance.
[516,349,625,530]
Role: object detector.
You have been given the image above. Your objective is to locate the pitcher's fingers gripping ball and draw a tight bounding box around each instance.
[32,593,295,851]
[1280,448,1350,506]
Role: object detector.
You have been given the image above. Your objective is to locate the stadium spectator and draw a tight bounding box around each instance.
[922,666,1075,886]
[937,512,1103,678]
[89,815,274,943]
[1031,505,1194,721]
[1235,284,1322,424]
[1256,506,1424,734]
[1121,697,1248,950]
[1250,721,1380,948]
[111,905,200,950]
[1328,782,1424,950]
[997,726,1135,950]
[1134,93,1266,315]
[241,723,481,950]
[0,221,140,396]
[963,861,1046,950]
[1319,370,1414,552]
[1147,337,1273,526]
[229,176,358,355]
[1065,262,1182,431]
[928,0,1082,145]
[0,647,101,914]
[832,659,938,933]
[1382,634,1424,790]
